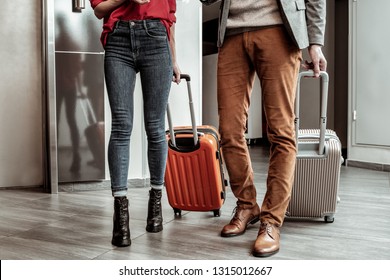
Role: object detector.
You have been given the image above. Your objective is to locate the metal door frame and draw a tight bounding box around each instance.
[42,0,58,193]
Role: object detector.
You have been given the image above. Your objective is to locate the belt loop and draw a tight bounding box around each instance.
[142,20,147,30]
[115,20,120,29]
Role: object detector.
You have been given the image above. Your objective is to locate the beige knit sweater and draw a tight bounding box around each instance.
[226,0,283,34]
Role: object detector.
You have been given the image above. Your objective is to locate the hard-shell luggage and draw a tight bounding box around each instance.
[164,74,227,217]
[286,71,343,223]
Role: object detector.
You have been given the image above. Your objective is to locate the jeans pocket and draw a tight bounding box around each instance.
[106,29,119,45]
[145,23,167,39]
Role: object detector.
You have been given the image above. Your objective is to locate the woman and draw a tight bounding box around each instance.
[90,0,180,247]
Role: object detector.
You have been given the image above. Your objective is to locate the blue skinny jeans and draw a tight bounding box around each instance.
[104,19,173,196]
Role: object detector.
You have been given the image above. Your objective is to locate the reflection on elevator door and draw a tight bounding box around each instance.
[55,0,105,182]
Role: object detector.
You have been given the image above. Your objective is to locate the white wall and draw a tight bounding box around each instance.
[0,2,43,188]
[167,0,203,127]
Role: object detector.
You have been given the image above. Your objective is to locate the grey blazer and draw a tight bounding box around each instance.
[200,0,326,49]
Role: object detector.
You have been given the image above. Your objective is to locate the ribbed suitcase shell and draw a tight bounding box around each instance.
[165,126,226,216]
[164,74,226,217]
[286,130,342,222]
[286,71,342,223]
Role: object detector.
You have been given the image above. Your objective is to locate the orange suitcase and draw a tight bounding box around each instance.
[165,74,227,217]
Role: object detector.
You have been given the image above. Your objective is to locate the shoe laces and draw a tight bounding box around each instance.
[119,214,127,227]
[150,199,159,215]
[259,223,276,239]
[230,206,244,223]
[262,223,272,233]
[115,198,128,227]
[148,191,162,217]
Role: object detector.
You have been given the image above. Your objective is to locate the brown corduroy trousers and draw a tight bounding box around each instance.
[217,26,302,226]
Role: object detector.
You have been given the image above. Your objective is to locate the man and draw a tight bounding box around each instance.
[200,0,327,257]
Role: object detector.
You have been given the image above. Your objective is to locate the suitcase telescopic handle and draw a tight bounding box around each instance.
[180,73,191,82]
[166,74,198,148]
[295,70,329,155]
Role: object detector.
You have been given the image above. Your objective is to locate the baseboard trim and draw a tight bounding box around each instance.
[346,160,390,172]
[59,178,150,192]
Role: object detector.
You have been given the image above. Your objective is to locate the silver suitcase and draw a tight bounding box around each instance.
[286,71,343,223]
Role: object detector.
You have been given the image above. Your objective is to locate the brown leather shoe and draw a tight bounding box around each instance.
[221,205,260,237]
[252,222,280,257]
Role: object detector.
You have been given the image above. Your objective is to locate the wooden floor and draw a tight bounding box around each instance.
[1,145,390,260]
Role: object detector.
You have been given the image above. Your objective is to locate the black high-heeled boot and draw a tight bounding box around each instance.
[146,189,163,233]
[112,196,131,247]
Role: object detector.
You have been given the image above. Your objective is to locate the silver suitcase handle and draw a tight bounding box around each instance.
[295,70,329,155]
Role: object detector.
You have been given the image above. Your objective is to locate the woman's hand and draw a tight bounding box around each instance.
[172,63,181,84]
[93,0,127,19]
[132,0,150,4]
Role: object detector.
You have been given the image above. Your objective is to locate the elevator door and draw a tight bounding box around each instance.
[54,1,105,182]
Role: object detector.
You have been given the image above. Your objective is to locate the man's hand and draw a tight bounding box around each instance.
[303,44,327,77]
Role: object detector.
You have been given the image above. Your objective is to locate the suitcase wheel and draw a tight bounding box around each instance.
[173,208,182,216]
[324,215,334,223]
[213,209,221,217]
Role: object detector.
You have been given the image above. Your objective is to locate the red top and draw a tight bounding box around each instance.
[90,0,177,47]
